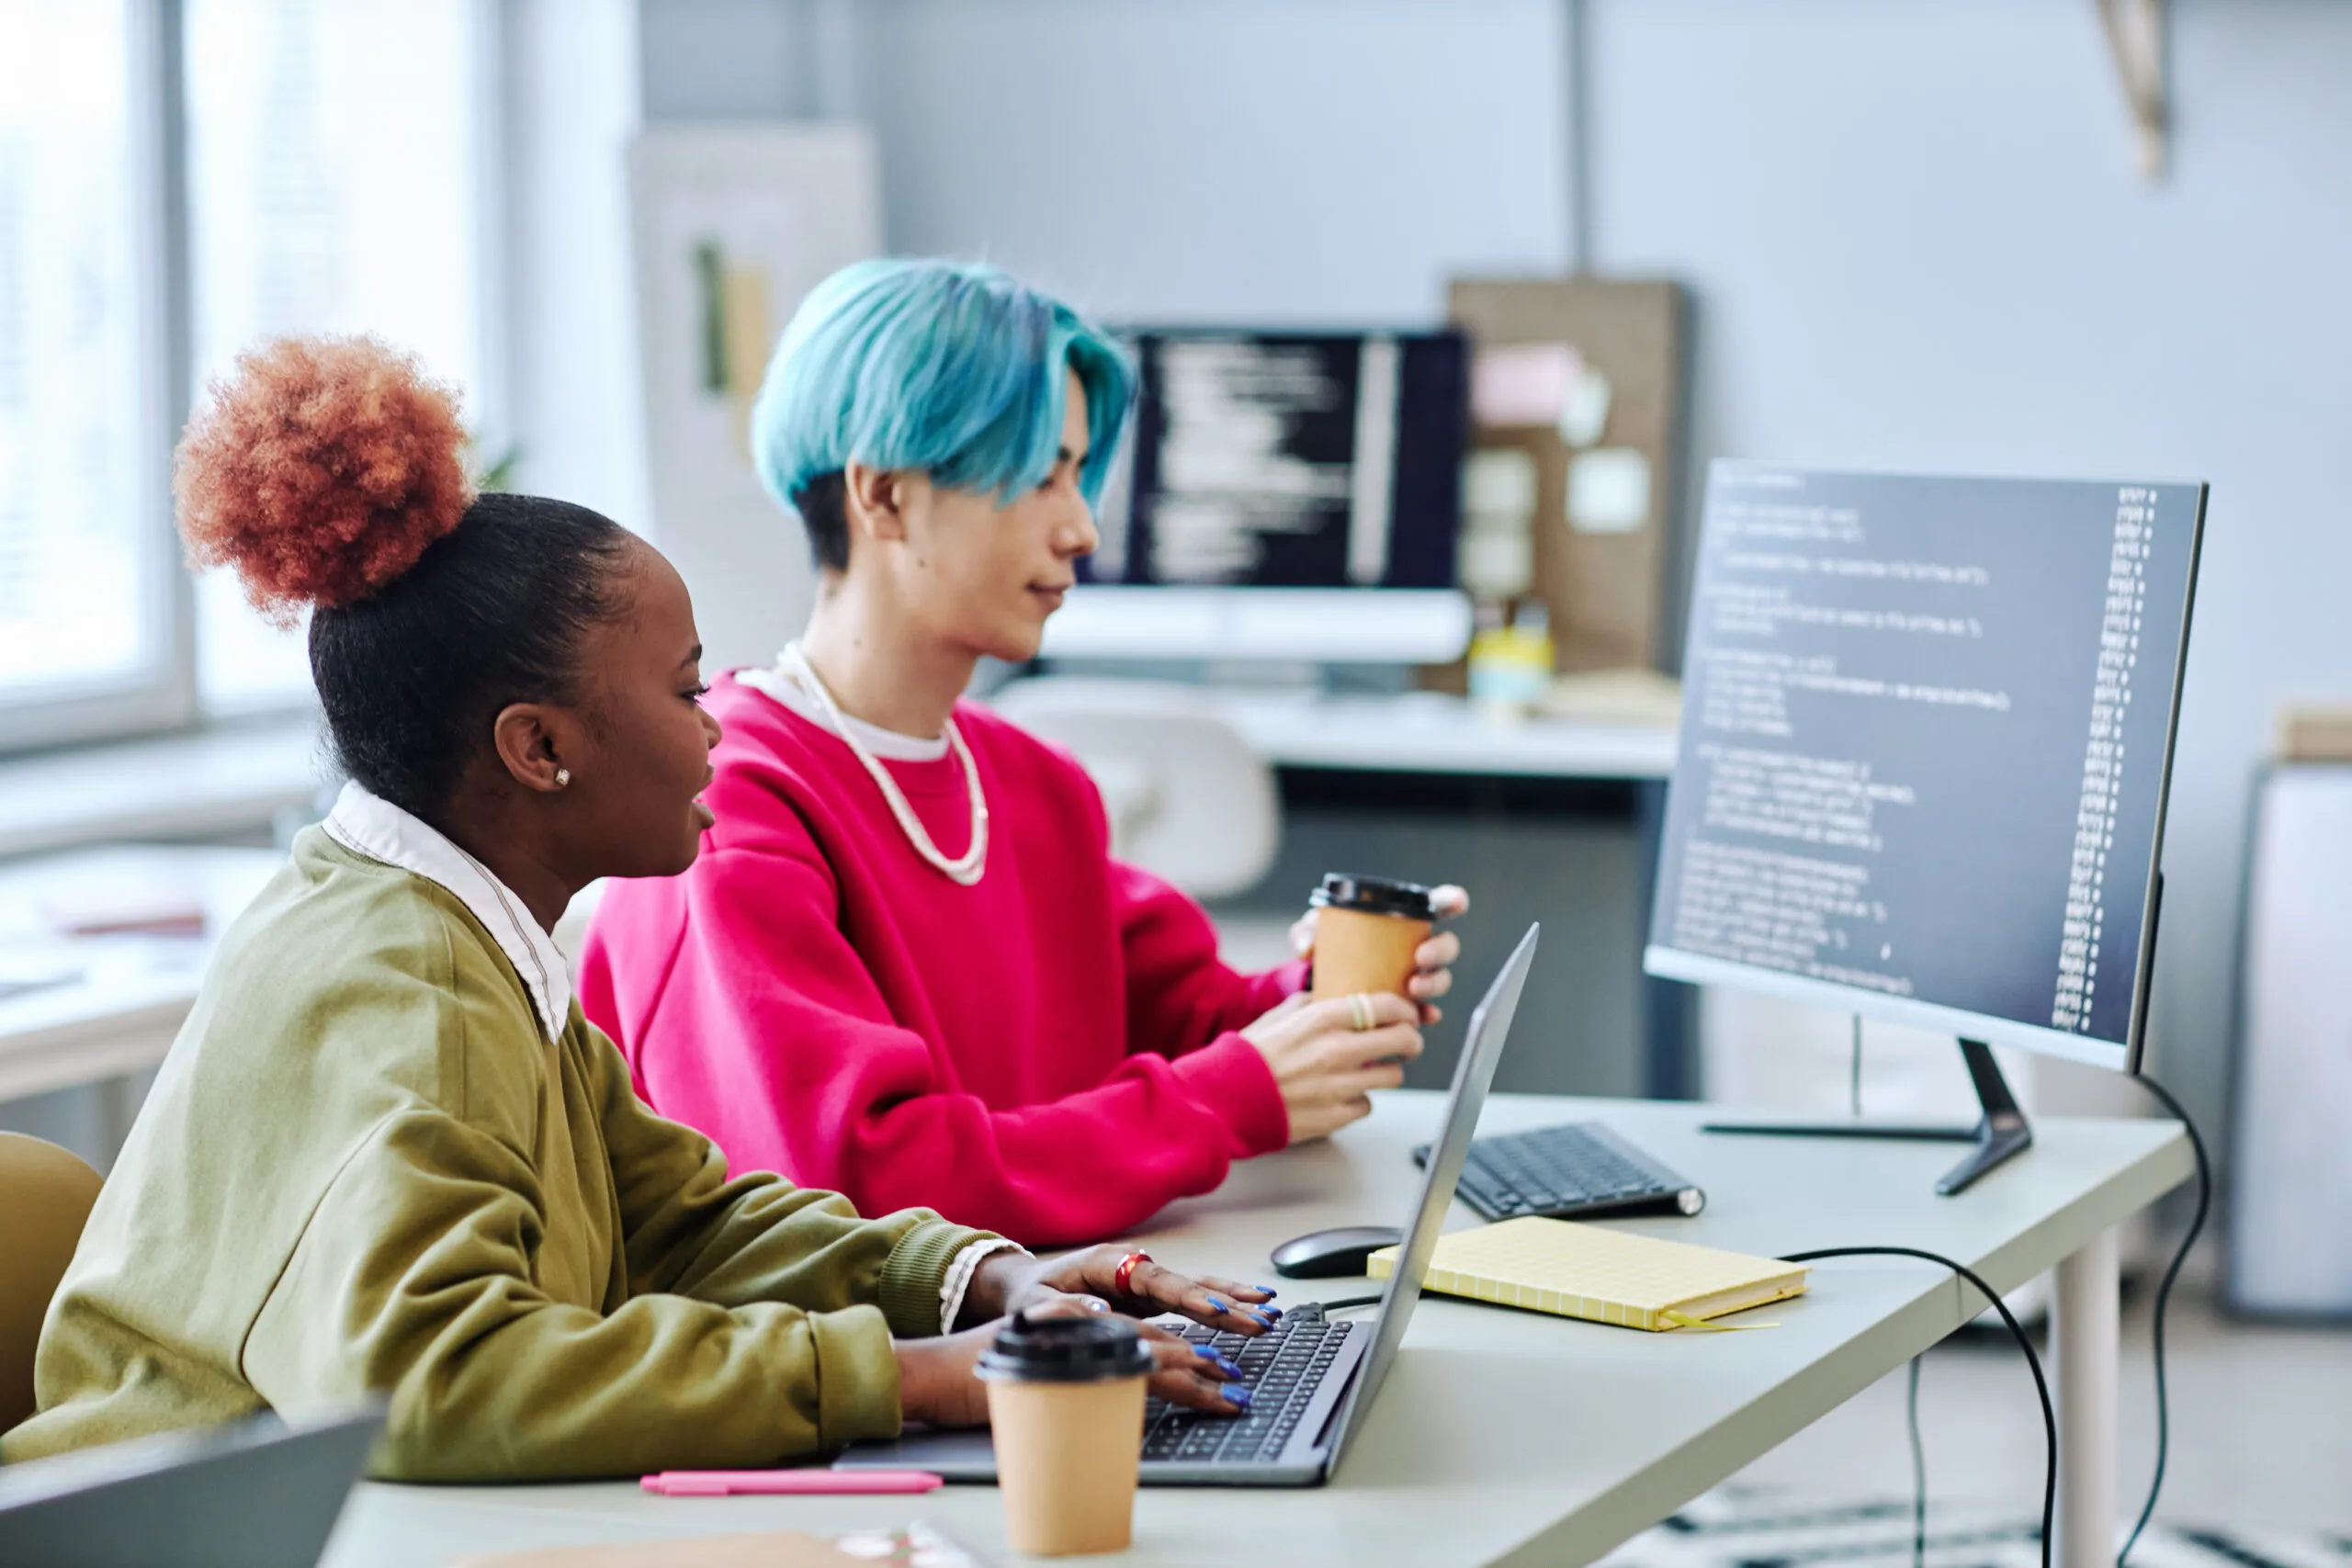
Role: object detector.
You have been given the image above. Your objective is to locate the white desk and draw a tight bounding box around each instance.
[322,1092,2188,1568]
[0,846,282,1111]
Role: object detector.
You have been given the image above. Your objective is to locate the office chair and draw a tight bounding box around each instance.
[986,677,1281,902]
[0,1134,104,1430]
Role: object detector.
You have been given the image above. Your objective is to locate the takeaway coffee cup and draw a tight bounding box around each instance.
[979,1313,1154,1556]
[1307,872,1437,1004]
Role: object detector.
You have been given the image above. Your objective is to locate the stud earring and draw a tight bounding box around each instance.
[554,768,571,788]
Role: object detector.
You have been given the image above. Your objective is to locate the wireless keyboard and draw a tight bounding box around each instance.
[1417,1120,1705,1223]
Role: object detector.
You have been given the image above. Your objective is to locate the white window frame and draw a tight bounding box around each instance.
[0,0,195,754]
[0,0,503,757]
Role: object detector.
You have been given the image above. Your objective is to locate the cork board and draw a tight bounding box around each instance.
[1446,277,1689,673]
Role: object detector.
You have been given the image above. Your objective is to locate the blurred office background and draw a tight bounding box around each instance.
[5,0,2351,1535]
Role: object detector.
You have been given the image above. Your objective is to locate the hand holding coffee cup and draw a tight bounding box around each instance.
[1241,988,1425,1143]
[1294,874,1469,1022]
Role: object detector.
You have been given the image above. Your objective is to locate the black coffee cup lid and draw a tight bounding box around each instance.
[976,1312,1154,1384]
[1311,872,1437,919]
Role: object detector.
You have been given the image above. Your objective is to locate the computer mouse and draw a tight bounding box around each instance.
[1269,1224,1406,1280]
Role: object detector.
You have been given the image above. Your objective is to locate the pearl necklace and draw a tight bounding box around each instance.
[779,643,989,886]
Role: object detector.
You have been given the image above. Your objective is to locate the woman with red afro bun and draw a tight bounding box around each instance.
[1,336,1268,1481]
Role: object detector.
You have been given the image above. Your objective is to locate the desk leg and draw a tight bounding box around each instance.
[2052,1225,2120,1568]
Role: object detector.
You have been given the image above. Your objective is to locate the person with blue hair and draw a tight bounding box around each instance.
[581,259,1465,1250]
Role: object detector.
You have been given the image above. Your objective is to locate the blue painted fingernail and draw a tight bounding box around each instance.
[1207,1296,1230,1313]
[1192,1344,1220,1360]
[1248,1309,1279,1328]
[1225,1384,1253,1408]
[1218,1357,1243,1377]
[1254,1286,1280,1299]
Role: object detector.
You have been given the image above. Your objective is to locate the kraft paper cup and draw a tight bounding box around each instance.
[1308,872,1438,1003]
[979,1314,1153,1557]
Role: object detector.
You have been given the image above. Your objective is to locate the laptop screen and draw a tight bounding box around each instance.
[1318,923,1539,1467]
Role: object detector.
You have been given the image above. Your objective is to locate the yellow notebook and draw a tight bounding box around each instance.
[1368,1216,1809,1332]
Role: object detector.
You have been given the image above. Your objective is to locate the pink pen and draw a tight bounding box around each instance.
[640,1469,944,1497]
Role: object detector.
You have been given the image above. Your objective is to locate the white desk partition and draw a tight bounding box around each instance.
[322,1091,2187,1568]
[2230,763,2352,1316]
[1040,587,1476,666]
[1208,689,1678,780]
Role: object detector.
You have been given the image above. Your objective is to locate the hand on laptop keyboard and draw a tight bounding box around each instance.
[965,1246,1283,1340]
[897,1302,1254,1430]
[1141,1317,1358,1463]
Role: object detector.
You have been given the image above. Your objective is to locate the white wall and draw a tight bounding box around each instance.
[642,0,1577,319]
[636,0,2352,1147]
[503,0,650,529]
[1584,0,2352,1146]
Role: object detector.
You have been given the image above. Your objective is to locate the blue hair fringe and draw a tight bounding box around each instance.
[749,258,1134,516]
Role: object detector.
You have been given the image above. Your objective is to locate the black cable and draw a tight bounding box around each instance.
[1906,1354,1926,1568]
[1311,1294,1383,1313]
[2120,1072,2211,1566]
[1781,1246,2054,1568]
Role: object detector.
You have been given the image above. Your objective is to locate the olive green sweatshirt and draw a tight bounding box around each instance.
[2,810,999,1481]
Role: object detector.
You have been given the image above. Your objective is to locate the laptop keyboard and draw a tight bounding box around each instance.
[1140,1316,1354,1466]
[1437,1122,1704,1222]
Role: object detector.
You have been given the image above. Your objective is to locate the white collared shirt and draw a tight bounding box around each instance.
[318,779,1024,1328]
[737,659,952,762]
[322,780,573,1043]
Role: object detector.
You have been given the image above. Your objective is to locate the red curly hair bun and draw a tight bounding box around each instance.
[175,335,476,622]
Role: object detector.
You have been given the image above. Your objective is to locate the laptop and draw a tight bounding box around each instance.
[0,1404,382,1568]
[837,922,1539,1487]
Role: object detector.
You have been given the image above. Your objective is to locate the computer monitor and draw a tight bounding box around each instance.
[1038,329,1473,664]
[1643,463,2207,1191]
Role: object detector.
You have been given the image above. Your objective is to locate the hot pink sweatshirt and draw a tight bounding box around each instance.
[578,675,1304,1248]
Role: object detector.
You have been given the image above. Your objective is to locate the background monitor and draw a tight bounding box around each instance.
[1644,463,2207,1075]
[1040,329,1472,663]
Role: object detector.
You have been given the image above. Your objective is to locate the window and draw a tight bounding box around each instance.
[0,1,180,748]
[187,0,491,711]
[0,0,492,745]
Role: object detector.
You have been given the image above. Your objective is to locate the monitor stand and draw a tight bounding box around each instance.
[1699,1038,2032,1197]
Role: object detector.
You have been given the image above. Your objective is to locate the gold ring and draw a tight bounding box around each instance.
[1348,993,1375,1032]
